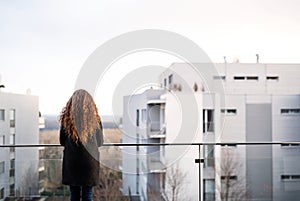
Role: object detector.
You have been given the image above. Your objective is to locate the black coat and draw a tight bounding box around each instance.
[60,125,103,186]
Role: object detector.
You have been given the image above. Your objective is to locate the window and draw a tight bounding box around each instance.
[281,174,300,181]
[266,76,279,81]
[9,169,14,177]
[221,175,237,180]
[213,75,226,80]
[203,179,215,201]
[233,76,245,80]
[281,143,300,147]
[281,108,300,115]
[10,159,15,169]
[10,120,15,128]
[0,109,4,121]
[233,76,259,81]
[9,184,14,196]
[281,175,290,180]
[39,169,45,181]
[246,76,259,80]
[0,161,4,174]
[221,109,237,115]
[203,109,214,133]
[292,175,300,179]
[204,145,214,167]
[10,148,15,160]
[168,74,173,85]
[10,109,15,128]
[0,188,4,199]
[136,109,139,127]
[164,78,167,87]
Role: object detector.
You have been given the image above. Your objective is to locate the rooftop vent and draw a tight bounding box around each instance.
[256,54,259,63]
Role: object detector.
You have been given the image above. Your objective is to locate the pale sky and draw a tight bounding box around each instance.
[1,0,300,115]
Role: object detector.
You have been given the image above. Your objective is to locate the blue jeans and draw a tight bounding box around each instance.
[70,186,93,201]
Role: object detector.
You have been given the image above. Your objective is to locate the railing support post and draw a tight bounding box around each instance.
[195,145,204,201]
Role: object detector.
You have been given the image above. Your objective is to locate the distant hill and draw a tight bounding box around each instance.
[42,115,60,130]
[41,114,122,130]
[101,115,122,129]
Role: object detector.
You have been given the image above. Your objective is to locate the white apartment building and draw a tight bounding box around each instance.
[122,89,167,201]
[0,90,40,200]
[122,62,300,201]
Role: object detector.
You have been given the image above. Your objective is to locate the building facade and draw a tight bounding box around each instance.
[122,89,167,201]
[0,91,40,200]
[122,62,300,201]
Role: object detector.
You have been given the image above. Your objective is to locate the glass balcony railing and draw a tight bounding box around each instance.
[0,142,300,201]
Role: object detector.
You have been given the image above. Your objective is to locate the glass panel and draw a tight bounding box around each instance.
[0,143,299,200]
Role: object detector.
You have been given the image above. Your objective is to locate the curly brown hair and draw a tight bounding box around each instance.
[59,89,101,144]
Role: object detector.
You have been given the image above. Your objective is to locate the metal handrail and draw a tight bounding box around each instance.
[1,141,300,147]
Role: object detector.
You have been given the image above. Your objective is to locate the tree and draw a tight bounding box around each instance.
[21,164,38,197]
[147,173,165,201]
[93,164,128,201]
[166,163,188,201]
[218,149,249,201]
[43,147,63,191]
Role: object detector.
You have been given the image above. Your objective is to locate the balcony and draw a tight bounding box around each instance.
[0,142,300,201]
[148,123,166,138]
[148,153,166,173]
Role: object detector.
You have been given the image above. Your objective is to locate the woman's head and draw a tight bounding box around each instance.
[60,89,101,144]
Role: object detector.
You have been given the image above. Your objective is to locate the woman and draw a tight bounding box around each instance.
[59,89,103,201]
